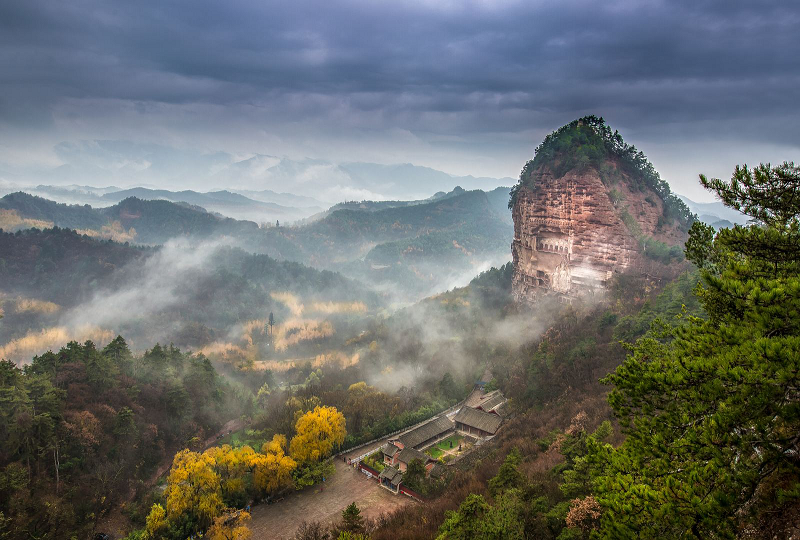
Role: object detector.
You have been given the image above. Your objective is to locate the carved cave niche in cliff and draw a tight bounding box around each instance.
[551,259,572,293]
[535,234,572,257]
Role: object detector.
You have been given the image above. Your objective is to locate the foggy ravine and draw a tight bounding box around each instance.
[0,225,540,396]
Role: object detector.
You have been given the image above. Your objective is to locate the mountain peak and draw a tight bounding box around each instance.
[510,117,694,303]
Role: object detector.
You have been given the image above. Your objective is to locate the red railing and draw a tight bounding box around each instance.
[399,485,424,502]
[358,462,380,480]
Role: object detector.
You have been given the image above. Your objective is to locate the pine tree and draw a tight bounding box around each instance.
[593,162,800,538]
[488,447,524,496]
[340,502,364,534]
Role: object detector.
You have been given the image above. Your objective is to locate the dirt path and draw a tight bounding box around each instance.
[246,394,484,539]
[249,460,413,539]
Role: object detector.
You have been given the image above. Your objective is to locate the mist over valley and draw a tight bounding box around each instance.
[0,1,797,539]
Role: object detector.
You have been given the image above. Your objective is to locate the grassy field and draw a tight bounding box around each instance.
[426,434,462,459]
[436,434,462,450]
[426,447,444,459]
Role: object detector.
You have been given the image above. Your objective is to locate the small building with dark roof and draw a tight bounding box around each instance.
[396,447,435,473]
[453,406,503,438]
[391,416,454,450]
[475,390,507,415]
[382,442,436,473]
[381,442,399,463]
[378,466,403,493]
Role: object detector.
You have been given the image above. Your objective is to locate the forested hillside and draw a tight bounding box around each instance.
[0,227,381,365]
[2,186,513,302]
[0,338,247,539]
[368,161,800,539]
[0,227,148,304]
[259,187,513,300]
[0,193,257,244]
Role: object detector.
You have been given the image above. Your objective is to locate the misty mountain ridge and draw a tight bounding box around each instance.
[0,139,514,205]
[0,226,381,365]
[0,192,265,246]
[0,184,324,224]
[0,185,513,302]
[676,194,748,227]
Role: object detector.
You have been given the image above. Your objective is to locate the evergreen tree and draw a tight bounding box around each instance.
[340,502,364,534]
[488,447,524,497]
[593,162,800,538]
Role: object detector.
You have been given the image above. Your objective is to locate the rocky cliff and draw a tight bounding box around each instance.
[510,116,693,303]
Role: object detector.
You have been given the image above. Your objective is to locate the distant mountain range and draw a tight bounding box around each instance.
[677,195,748,228]
[0,184,324,224]
[0,184,513,302]
[0,192,258,244]
[0,139,514,206]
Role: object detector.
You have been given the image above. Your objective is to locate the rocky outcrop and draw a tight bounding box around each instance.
[510,118,689,303]
[512,169,633,302]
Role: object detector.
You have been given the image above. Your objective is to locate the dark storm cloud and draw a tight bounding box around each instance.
[2,1,797,106]
[0,0,797,193]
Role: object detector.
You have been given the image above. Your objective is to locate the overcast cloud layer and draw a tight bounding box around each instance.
[1,0,798,201]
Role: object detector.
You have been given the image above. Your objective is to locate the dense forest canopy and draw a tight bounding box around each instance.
[0,338,246,539]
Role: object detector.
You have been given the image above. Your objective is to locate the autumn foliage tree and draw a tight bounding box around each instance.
[143,431,306,538]
[290,405,346,463]
[251,434,297,496]
[207,509,252,540]
[164,449,225,533]
[206,444,256,507]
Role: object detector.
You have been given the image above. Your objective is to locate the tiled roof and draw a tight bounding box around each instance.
[476,391,507,413]
[453,406,502,434]
[397,416,453,449]
[381,443,400,457]
[397,447,432,466]
[379,465,400,480]
[379,466,403,487]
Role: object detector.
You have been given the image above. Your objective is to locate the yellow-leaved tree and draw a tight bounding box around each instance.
[206,444,255,506]
[206,509,252,540]
[250,434,297,495]
[163,448,224,530]
[290,405,346,462]
[144,503,168,539]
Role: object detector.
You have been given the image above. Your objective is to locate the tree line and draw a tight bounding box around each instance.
[0,338,245,539]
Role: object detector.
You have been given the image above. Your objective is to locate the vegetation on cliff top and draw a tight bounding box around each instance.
[509,116,694,229]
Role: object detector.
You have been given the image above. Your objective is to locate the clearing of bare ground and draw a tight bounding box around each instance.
[249,459,413,539]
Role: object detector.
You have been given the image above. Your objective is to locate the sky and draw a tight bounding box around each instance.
[0,0,798,201]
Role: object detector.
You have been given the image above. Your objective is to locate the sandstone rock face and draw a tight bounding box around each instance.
[511,165,676,303]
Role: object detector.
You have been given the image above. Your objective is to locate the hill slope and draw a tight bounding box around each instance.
[0,227,379,364]
[1,187,514,302]
[259,187,514,300]
[0,192,257,244]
